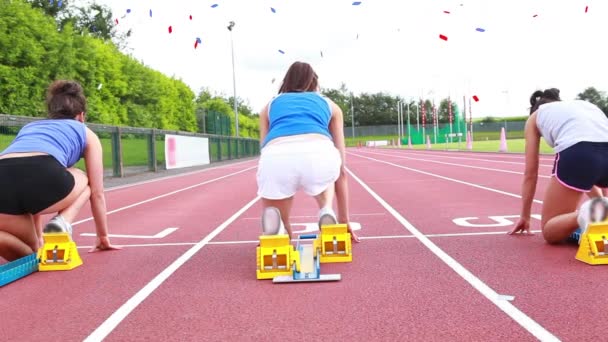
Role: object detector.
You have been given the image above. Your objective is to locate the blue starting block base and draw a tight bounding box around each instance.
[273,234,341,284]
[0,253,39,287]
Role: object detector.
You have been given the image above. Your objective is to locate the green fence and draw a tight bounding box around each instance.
[0,114,260,178]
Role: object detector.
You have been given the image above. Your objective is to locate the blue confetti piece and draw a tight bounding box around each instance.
[278,49,285,54]
[127,9,131,14]
[271,7,276,13]
[58,0,62,7]
[196,37,202,44]
[476,27,485,32]
[352,1,362,5]
[149,9,152,17]
[211,4,218,8]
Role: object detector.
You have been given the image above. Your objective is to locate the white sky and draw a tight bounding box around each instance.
[85,0,608,118]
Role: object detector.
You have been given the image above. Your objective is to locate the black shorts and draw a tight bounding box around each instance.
[552,141,608,192]
[0,155,75,215]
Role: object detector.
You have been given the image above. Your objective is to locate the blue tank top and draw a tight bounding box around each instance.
[262,92,333,147]
[1,119,87,167]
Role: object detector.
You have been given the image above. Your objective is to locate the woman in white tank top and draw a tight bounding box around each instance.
[509,88,608,244]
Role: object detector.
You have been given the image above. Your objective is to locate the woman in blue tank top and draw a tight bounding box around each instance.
[257,61,359,242]
[0,80,120,262]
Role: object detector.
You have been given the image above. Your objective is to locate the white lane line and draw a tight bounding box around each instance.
[345,167,559,342]
[386,148,555,162]
[72,166,257,226]
[377,149,554,167]
[241,212,386,220]
[348,152,544,205]
[83,196,261,342]
[105,159,257,192]
[357,150,552,178]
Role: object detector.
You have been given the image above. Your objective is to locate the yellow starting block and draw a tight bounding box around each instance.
[576,222,608,265]
[37,233,83,271]
[314,224,352,263]
[256,235,300,280]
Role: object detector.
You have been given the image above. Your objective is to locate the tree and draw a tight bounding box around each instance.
[577,87,608,116]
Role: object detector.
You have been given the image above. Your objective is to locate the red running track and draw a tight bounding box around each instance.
[1,148,601,341]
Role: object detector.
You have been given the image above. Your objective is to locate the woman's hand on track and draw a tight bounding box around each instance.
[508,218,534,236]
[89,236,122,252]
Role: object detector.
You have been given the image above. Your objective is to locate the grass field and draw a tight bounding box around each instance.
[0,133,165,170]
[406,138,554,154]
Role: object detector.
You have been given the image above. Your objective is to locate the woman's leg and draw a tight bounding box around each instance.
[0,213,37,261]
[262,197,294,237]
[38,168,90,223]
[541,177,585,244]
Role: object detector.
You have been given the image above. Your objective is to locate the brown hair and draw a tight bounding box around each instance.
[278,61,319,94]
[529,88,560,115]
[46,80,87,119]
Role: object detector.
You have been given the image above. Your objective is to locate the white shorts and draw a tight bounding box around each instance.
[256,136,342,199]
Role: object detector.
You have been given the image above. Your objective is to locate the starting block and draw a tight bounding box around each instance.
[273,234,341,283]
[0,253,39,287]
[37,233,83,271]
[576,222,608,265]
[315,224,353,263]
[256,235,300,280]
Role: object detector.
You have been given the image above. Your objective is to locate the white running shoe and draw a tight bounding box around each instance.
[318,206,338,228]
[262,207,284,235]
[43,215,73,236]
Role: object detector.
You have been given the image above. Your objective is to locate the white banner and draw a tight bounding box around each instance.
[165,134,210,169]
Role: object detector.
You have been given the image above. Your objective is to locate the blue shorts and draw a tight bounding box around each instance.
[552,141,608,192]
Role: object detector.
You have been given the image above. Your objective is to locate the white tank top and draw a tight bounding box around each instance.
[536,100,608,153]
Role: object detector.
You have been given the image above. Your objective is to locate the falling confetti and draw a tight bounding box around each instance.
[271,78,276,84]
[127,9,131,14]
[211,4,218,8]
[194,40,199,49]
[189,15,193,20]
[196,37,202,44]
[352,1,362,5]
[320,50,323,58]
[97,83,103,90]
[278,49,285,54]
[149,9,152,17]
[58,0,62,7]
[439,34,448,41]
[168,26,173,34]
[473,95,479,102]
[271,7,276,13]
[475,28,485,32]
[115,18,119,25]
[443,10,450,14]
[585,5,588,13]
[533,14,538,17]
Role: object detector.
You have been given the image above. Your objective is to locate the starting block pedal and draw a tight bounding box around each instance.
[37,233,83,271]
[315,224,352,263]
[576,222,608,265]
[0,253,39,287]
[256,234,300,280]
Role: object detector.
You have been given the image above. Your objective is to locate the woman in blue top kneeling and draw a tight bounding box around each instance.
[257,61,359,242]
[0,80,120,262]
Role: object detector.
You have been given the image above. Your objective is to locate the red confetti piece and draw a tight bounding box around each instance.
[439,34,448,41]
[115,18,119,25]
[189,15,193,20]
[168,26,173,33]
[473,95,479,102]
[443,10,450,14]
[585,6,588,13]
[194,40,198,49]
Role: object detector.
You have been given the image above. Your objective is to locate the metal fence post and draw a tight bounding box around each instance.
[111,126,123,177]
[148,129,157,172]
